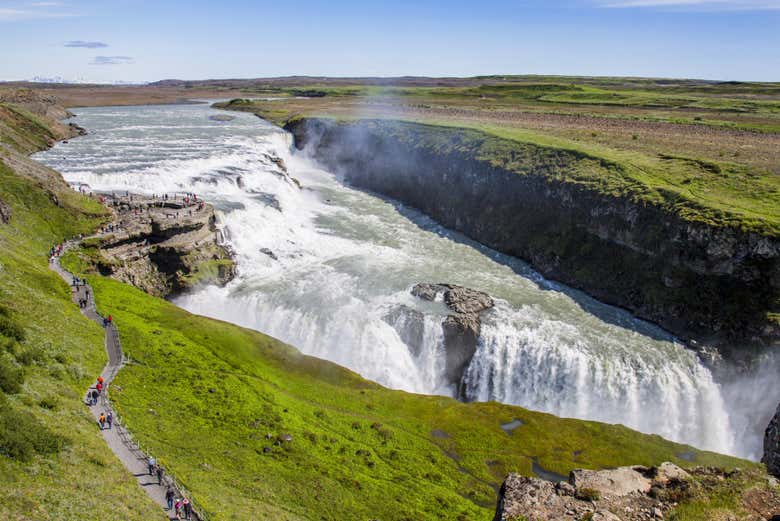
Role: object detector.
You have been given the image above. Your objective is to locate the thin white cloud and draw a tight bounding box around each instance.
[90,56,134,65]
[65,40,108,48]
[600,0,780,9]
[0,1,76,21]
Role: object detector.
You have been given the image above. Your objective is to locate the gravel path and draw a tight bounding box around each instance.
[50,241,202,521]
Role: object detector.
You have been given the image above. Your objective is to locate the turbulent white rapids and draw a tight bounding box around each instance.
[34,102,771,459]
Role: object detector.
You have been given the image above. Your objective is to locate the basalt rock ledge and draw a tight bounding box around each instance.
[78,192,235,298]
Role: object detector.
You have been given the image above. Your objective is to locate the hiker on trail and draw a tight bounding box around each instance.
[98,413,106,430]
[165,487,175,510]
[148,456,156,475]
[90,388,99,405]
[96,381,103,395]
[97,376,104,384]
[107,315,113,325]
[183,498,192,520]
[106,411,113,430]
[174,499,183,520]
[156,464,164,485]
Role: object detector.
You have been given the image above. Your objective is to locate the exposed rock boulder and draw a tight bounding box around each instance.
[494,463,768,521]
[0,198,11,224]
[765,403,780,477]
[411,283,493,390]
[570,466,652,497]
[67,122,88,136]
[209,114,235,122]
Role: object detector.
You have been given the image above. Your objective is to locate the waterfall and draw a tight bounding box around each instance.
[32,102,771,460]
[462,304,736,454]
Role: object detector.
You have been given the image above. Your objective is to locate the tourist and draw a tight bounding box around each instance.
[156,464,164,485]
[90,388,99,405]
[183,497,192,520]
[174,498,183,519]
[106,411,113,430]
[98,412,106,430]
[147,456,156,475]
[165,487,175,510]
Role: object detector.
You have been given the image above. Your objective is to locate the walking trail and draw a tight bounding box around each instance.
[50,240,202,521]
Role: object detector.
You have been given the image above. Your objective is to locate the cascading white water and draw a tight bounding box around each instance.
[33,102,774,460]
[463,305,734,452]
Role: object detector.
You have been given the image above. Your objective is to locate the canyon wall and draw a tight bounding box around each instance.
[285,118,780,357]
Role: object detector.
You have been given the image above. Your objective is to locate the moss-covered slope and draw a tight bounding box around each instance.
[0,106,163,519]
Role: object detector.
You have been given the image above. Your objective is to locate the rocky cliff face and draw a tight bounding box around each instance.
[82,193,234,297]
[765,403,780,478]
[410,283,493,392]
[286,118,780,357]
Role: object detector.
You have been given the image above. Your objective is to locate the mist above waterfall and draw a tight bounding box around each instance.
[33,102,775,460]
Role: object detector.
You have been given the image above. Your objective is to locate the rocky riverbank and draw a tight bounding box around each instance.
[284,117,780,360]
[76,192,234,297]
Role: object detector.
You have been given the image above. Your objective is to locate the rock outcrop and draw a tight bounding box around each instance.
[494,464,780,521]
[765,403,780,478]
[411,283,493,389]
[285,117,780,356]
[81,193,234,297]
[0,198,11,224]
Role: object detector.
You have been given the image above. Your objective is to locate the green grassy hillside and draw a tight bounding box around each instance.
[0,156,163,518]
[58,249,751,520]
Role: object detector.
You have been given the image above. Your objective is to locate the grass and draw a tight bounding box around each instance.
[54,253,753,520]
[0,157,162,520]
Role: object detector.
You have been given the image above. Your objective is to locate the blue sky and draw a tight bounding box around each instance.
[1,0,778,83]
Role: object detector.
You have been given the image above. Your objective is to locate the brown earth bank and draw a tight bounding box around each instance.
[494,463,780,521]
[0,83,248,107]
[73,192,235,297]
[284,117,780,361]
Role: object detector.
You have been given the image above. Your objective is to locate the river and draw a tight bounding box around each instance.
[33,101,775,460]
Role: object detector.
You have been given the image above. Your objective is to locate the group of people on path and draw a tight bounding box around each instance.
[88,376,113,430]
[98,410,113,430]
[149,456,194,519]
[165,487,194,520]
[88,376,104,405]
[71,276,90,308]
[49,243,63,261]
